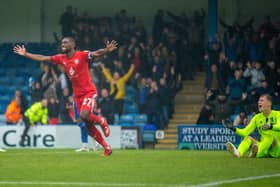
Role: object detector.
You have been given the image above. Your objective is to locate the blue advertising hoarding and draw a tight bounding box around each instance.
[178,125,243,150]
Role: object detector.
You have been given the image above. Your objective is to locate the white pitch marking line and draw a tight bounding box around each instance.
[0,173,280,187]
[187,173,280,187]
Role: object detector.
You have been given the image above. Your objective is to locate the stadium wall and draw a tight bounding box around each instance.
[0,126,122,149]
[0,0,278,43]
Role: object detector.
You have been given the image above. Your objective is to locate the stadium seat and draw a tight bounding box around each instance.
[113,114,119,125]
[143,124,157,130]
[123,102,139,114]
[0,99,10,114]
[124,94,136,103]
[0,77,12,85]
[126,85,137,96]
[0,105,6,114]
[119,114,134,126]
[142,130,156,143]
[0,114,6,124]
[273,105,280,110]
[134,114,147,126]
[229,114,237,122]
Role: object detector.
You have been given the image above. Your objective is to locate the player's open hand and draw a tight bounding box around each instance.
[13,45,26,56]
[222,119,236,131]
[106,40,118,52]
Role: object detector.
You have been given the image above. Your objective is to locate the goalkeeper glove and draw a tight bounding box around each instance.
[222,119,236,132]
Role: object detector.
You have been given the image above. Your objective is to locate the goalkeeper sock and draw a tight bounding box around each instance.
[238,137,253,157]
[88,126,108,149]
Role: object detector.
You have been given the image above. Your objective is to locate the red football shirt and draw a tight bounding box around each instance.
[51,51,96,97]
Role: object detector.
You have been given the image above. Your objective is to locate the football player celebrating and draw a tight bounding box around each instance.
[224,94,280,158]
[14,37,117,156]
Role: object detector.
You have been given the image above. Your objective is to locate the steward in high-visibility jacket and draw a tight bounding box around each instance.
[5,97,22,124]
[19,99,48,146]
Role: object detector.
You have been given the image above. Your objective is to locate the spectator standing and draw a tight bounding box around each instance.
[138,77,149,114]
[243,61,265,90]
[30,81,44,103]
[196,104,214,124]
[15,89,28,116]
[5,96,22,124]
[59,6,75,37]
[227,69,247,101]
[59,87,73,123]
[158,78,170,129]
[101,63,135,115]
[146,81,162,129]
[48,96,59,125]
[40,64,58,100]
[205,64,225,98]
[97,86,118,124]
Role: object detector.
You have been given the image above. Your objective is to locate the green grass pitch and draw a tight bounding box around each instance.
[0,149,280,187]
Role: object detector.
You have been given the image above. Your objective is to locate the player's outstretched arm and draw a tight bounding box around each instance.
[13,45,51,62]
[90,40,118,59]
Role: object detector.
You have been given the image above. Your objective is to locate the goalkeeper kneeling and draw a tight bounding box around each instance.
[224,94,280,158]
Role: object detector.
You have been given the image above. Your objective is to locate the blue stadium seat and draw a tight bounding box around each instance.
[142,130,156,143]
[124,94,136,103]
[0,98,10,114]
[113,114,119,125]
[0,85,14,98]
[273,105,280,110]
[134,114,147,126]
[0,77,12,85]
[229,114,237,122]
[13,77,26,85]
[123,102,139,114]
[126,85,137,96]
[0,104,6,114]
[119,114,134,126]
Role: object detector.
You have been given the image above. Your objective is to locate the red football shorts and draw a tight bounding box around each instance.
[74,92,98,114]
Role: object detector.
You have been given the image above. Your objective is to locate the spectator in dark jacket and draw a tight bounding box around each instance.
[59,6,75,37]
[59,87,73,123]
[158,78,170,129]
[251,80,273,102]
[153,9,165,45]
[205,64,225,98]
[206,92,233,124]
[196,104,214,124]
[263,61,278,86]
[138,77,149,113]
[206,41,222,67]
[15,89,28,115]
[273,69,280,104]
[145,81,162,129]
[227,69,247,101]
[48,96,59,125]
[31,81,44,103]
[98,85,118,124]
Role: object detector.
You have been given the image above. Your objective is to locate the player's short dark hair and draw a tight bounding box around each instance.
[260,94,272,103]
[62,37,76,44]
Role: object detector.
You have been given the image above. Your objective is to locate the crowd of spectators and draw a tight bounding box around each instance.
[197,15,280,126]
[5,6,206,129]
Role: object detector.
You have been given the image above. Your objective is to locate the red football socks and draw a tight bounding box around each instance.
[88,113,102,124]
[88,126,108,148]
